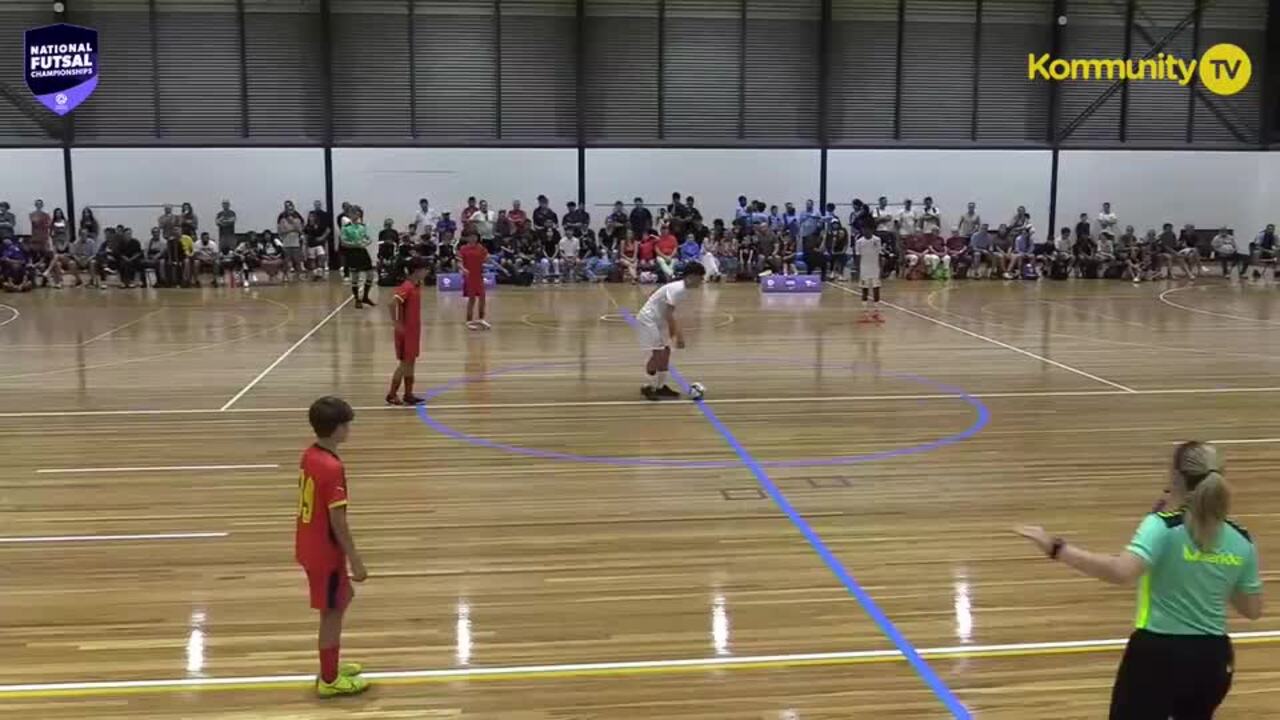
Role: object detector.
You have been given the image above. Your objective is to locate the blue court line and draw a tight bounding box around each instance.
[622,309,971,719]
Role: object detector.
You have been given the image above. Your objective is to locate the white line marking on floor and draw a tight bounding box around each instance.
[0,304,18,328]
[0,532,229,544]
[1206,438,1280,445]
[35,464,279,474]
[827,283,1136,393]
[1158,286,1280,326]
[219,296,353,411]
[2,631,1279,695]
[3,386,1280,419]
[79,308,166,346]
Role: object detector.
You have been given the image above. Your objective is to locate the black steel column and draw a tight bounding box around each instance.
[1261,0,1277,146]
[320,0,336,265]
[576,0,585,205]
[970,0,982,141]
[1186,0,1202,143]
[1048,148,1059,242]
[738,0,746,140]
[149,0,162,137]
[494,0,503,139]
[408,0,417,138]
[657,0,665,139]
[237,0,249,137]
[59,0,75,239]
[892,0,905,140]
[817,0,830,208]
[1119,0,1134,141]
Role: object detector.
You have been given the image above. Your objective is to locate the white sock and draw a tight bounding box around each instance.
[654,371,667,389]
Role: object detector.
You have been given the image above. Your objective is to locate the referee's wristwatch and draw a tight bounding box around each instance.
[1049,537,1066,560]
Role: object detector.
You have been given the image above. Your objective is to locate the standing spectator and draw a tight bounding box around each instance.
[508,199,529,238]
[872,196,895,237]
[532,195,558,231]
[667,192,690,239]
[1097,202,1118,238]
[118,229,144,289]
[278,201,306,282]
[470,200,497,252]
[460,196,479,226]
[732,195,751,232]
[849,199,872,235]
[629,197,653,237]
[180,202,198,235]
[80,207,100,241]
[0,202,15,243]
[563,201,590,238]
[855,225,884,322]
[801,204,828,279]
[494,209,513,244]
[606,201,628,243]
[957,202,981,238]
[216,200,237,250]
[896,198,919,239]
[339,209,375,306]
[158,204,180,243]
[782,202,800,242]
[686,196,706,240]
[29,199,51,260]
[413,198,438,241]
[304,201,331,280]
[918,197,942,236]
[191,232,222,287]
[969,223,994,278]
[1212,228,1246,278]
[1075,213,1092,246]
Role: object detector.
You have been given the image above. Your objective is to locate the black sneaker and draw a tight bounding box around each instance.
[656,386,681,399]
[641,386,659,401]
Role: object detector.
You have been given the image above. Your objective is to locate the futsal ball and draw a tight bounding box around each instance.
[689,382,706,400]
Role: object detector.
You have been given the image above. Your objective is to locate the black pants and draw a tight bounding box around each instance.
[803,249,827,278]
[1110,630,1233,720]
[1219,253,1249,276]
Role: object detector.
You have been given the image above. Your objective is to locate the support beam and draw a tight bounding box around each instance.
[408,0,417,138]
[148,0,162,138]
[1119,0,1134,141]
[237,0,249,138]
[657,0,665,140]
[1185,0,1202,143]
[738,0,746,140]
[494,0,503,140]
[893,0,905,140]
[320,0,334,147]
[818,0,830,207]
[576,0,585,205]
[1047,0,1065,145]
[970,0,982,141]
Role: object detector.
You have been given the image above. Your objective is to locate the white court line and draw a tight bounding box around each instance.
[2,630,1280,695]
[3,386,1280,419]
[0,304,18,328]
[0,532,228,544]
[1207,438,1280,445]
[1158,286,1280,326]
[35,464,278,474]
[827,283,1136,393]
[219,296,353,411]
[79,308,166,346]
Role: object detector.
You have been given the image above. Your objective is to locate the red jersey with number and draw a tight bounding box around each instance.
[295,444,349,569]
[394,279,422,338]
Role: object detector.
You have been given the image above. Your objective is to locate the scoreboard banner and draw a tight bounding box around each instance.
[25,23,99,116]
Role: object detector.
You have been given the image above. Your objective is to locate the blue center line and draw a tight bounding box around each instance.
[620,309,971,719]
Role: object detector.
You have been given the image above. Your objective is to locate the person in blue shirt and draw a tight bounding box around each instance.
[768,205,786,234]
[798,200,821,247]
[1010,224,1035,279]
[749,202,770,233]
[678,234,701,272]
[782,202,799,241]
[732,196,751,233]
[1,236,33,292]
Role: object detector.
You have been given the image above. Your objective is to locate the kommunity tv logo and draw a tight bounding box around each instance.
[1028,43,1251,96]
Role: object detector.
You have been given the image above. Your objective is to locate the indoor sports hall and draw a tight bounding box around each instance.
[1,1,1278,718]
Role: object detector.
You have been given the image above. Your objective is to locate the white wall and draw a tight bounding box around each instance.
[0,149,67,235]
[827,149,1052,235]
[72,148,325,237]
[332,148,578,230]
[586,149,822,224]
[1057,151,1263,236]
[1258,153,1280,234]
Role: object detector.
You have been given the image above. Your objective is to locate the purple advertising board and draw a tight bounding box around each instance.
[759,274,823,293]
[436,273,497,291]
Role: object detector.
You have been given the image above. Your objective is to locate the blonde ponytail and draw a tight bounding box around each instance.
[1174,442,1230,550]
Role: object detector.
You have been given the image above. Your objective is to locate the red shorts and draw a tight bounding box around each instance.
[462,275,485,298]
[303,564,353,611]
[394,331,420,362]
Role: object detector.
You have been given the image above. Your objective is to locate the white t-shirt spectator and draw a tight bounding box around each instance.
[414,208,439,239]
[957,210,981,237]
[470,210,497,240]
[1211,232,1238,256]
[1097,210,1118,237]
[193,238,219,261]
[918,205,942,235]
[896,207,919,235]
[558,235,580,259]
[873,207,895,233]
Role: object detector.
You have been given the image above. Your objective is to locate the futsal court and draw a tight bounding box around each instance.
[0,278,1277,719]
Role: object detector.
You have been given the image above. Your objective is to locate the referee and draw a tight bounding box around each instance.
[1017,441,1264,719]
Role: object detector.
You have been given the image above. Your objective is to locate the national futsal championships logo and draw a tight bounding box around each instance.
[1028,43,1251,96]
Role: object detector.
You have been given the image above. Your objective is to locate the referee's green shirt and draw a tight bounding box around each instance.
[1126,509,1262,636]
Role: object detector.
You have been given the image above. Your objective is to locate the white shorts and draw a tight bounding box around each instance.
[636,319,668,350]
[859,275,882,289]
[306,245,327,261]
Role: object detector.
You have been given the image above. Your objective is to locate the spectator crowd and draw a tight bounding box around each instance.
[3,193,1277,293]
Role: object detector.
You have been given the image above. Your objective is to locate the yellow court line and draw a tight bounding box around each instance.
[4,634,1279,700]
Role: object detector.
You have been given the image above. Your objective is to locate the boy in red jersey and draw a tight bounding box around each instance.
[387,257,430,406]
[296,396,369,698]
[459,232,491,330]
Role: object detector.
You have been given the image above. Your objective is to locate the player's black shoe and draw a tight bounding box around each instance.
[655,385,681,399]
[641,386,659,401]
[403,394,425,405]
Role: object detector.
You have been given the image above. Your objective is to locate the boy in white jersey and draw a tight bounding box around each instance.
[636,261,706,400]
[854,228,884,324]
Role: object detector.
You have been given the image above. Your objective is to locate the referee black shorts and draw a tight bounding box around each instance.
[1110,629,1233,720]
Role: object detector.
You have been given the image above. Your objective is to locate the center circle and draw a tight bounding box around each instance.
[416,360,990,469]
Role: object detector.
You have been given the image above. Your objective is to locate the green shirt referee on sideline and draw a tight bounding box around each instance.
[1018,441,1264,720]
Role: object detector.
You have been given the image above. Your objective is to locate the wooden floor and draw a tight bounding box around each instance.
[0,277,1277,719]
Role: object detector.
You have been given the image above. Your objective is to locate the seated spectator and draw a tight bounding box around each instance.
[678,233,701,270]
[580,231,613,283]
[1115,225,1143,282]
[922,229,949,279]
[756,223,781,276]
[494,209,513,243]
[1031,224,1055,278]
[191,232,222,287]
[968,223,994,279]
[1156,222,1190,279]
[1096,228,1118,277]
[945,226,971,278]
[1050,226,1075,279]
[990,224,1013,279]
[177,225,196,286]
[537,223,562,283]
[829,224,851,281]
[698,234,721,282]
[1137,229,1160,281]
[118,229,144,288]
[233,231,258,287]
[1008,225,1034,279]
[1177,223,1202,278]
[93,228,121,288]
[255,231,285,283]
[64,228,97,288]
[849,198,873,236]
[1008,206,1030,241]
[1073,227,1100,279]
[901,232,930,280]
[218,230,242,287]
[713,232,738,280]
[637,229,658,282]
[618,232,639,283]
[780,232,798,276]
[47,220,73,288]
[1,236,33,292]
[513,234,539,282]
[558,229,581,282]
[1212,227,1246,278]
[1251,223,1278,279]
[376,219,399,286]
[655,226,679,282]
